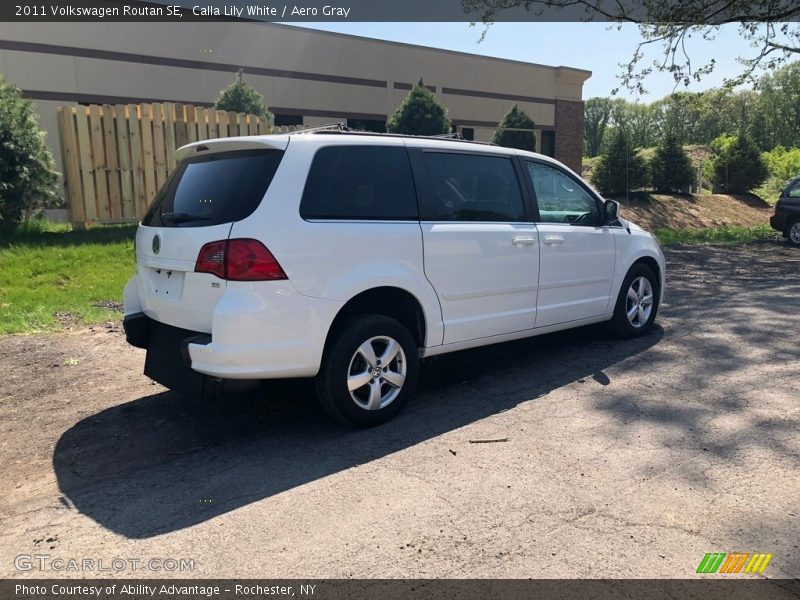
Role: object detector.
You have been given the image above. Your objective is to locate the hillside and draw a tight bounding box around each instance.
[579,144,774,231]
[614,193,773,231]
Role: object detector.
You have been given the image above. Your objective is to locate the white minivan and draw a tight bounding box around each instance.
[124,128,665,426]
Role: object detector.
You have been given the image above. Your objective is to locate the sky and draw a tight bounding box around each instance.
[289,22,752,102]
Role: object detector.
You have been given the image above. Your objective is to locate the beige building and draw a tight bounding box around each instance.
[0,21,590,172]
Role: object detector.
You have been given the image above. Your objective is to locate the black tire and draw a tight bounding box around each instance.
[608,263,660,339]
[315,314,419,427]
[787,217,800,247]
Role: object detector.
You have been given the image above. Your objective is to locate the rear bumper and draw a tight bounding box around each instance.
[123,313,208,397]
[770,213,787,232]
[123,276,342,384]
[770,205,800,233]
[123,312,150,349]
[187,338,319,379]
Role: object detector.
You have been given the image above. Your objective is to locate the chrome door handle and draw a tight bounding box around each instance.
[512,236,537,246]
[543,235,564,245]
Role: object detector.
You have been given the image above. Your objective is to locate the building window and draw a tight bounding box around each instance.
[274,113,303,127]
[540,130,555,157]
[460,127,474,141]
[347,119,387,133]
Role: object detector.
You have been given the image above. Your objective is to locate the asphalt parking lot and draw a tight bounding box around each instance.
[0,242,798,579]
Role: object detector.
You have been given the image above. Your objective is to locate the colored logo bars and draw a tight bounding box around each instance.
[697,552,773,574]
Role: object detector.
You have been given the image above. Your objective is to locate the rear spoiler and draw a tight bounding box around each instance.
[174,136,290,162]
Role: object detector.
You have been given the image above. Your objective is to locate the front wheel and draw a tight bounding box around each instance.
[608,264,660,338]
[316,315,419,427]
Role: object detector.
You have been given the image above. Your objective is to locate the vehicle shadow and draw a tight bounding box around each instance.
[53,323,662,539]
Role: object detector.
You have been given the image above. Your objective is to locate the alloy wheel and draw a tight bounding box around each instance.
[625,276,654,328]
[790,221,800,245]
[347,336,407,410]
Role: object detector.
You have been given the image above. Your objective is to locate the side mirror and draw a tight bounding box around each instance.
[604,200,620,224]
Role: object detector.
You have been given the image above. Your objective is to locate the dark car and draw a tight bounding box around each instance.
[770,176,800,246]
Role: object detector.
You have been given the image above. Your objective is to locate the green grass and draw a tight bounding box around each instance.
[0,222,136,334]
[0,218,785,335]
[655,224,780,246]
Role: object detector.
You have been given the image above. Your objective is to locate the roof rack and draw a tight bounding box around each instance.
[431,132,465,140]
[291,128,497,146]
[292,122,351,134]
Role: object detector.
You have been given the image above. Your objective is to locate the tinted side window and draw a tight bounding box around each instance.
[419,152,525,222]
[142,150,284,228]
[786,180,800,198]
[300,146,417,220]
[527,162,600,226]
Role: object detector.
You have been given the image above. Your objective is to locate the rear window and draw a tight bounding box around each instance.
[142,149,284,228]
[300,145,418,220]
[785,179,800,198]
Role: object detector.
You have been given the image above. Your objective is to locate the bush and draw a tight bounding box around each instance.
[762,146,800,185]
[386,79,451,136]
[753,145,800,202]
[590,128,649,196]
[650,132,695,193]
[492,104,535,150]
[710,133,768,194]
[0,76,59,229]
[215,69,272,120]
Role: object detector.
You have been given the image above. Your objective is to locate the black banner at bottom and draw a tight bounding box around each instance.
[3,579,800,600]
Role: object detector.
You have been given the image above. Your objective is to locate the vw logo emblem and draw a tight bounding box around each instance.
[152,234,161,255]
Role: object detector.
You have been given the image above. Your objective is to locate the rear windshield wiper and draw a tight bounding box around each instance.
[161,212,212,223]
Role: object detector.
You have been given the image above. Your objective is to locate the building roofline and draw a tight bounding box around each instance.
[270,22,592,78]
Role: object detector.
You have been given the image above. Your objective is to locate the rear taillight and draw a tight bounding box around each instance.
[195,239,287,281]
[195,241,227,279]
[226,238,287,281]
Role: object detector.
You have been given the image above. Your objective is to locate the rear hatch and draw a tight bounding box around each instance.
[134,138,287,332]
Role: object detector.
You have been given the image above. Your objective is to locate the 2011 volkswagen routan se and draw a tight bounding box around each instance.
[123,128,666,426]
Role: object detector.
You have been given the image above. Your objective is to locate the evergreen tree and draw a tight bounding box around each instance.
[492,104,536,150]
[0,76,58,228]
[711,133,768,193]
[650,132,695,193]
[590,128,649,196]
[386,79,451,136]
[215,69,272,120]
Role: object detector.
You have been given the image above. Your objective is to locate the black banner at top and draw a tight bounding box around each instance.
[2,0,799,22]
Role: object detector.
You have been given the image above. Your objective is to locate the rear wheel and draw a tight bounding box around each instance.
[316,315,419,427]
[788,218,800,247]
[608,264,660,338]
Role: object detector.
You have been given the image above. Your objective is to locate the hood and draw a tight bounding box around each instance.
[618,217,646,232]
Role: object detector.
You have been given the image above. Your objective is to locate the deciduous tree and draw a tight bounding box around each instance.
[583,97,613,157]
[462,0,800,94]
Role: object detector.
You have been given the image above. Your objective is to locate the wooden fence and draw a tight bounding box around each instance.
[56,102,304,227]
